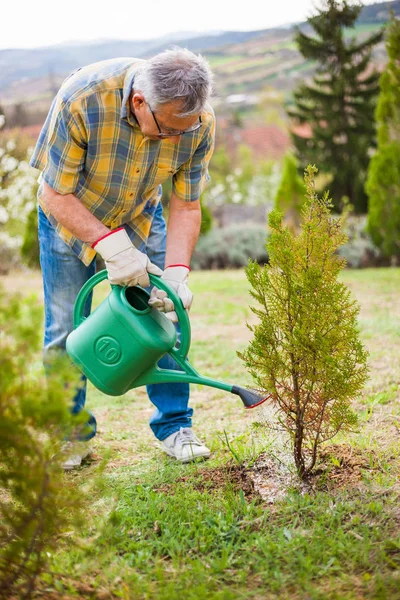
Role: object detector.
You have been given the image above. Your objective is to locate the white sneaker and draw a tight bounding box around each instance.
[61,441,91,470]
[161,428,211,463]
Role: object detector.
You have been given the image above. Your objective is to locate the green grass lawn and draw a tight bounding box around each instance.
[2,268,400,599]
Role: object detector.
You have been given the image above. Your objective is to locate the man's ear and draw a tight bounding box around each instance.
[132,92,145,111]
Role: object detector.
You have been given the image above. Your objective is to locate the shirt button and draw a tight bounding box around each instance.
[136,169,140,173]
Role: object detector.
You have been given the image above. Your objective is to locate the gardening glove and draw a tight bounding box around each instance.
[92,227,163,287]
[148,265,193,323]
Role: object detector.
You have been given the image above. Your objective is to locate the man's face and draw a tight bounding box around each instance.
[131,93,200,144]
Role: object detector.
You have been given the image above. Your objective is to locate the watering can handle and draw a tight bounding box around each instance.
[72,269,191,362]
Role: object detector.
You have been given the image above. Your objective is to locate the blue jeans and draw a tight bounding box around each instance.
[38,203,192,441]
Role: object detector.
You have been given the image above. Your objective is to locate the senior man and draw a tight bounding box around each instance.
[30,48,215,469]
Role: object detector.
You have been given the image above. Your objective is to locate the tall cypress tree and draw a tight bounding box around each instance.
[287,0,383,213]
[366,14,400,260]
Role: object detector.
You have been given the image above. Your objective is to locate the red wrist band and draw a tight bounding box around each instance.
[165,264,191,271]
[91,227,124,249]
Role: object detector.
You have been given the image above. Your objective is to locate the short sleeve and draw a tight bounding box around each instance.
[30,98,87,195]
[172,113,215,202]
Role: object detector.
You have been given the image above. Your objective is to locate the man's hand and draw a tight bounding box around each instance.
[93,228,162,287]
[148,265,193,322]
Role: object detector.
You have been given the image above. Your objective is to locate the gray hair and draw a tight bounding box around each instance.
[133,47,213,117]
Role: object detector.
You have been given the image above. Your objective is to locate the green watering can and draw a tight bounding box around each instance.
[66,270,269,409]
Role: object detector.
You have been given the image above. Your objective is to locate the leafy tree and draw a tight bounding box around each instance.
[288,0,383,213]
[0,287,92,598]
[239,166,368,479]
[275,153,305,231]
[366,14,400,260]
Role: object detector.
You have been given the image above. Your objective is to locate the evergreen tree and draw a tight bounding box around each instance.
[275,153,305,231]
[288,0,383,213]
[239,166,368,479]
[366,14,400,260]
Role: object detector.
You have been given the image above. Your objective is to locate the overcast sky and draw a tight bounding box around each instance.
[2,0,379,50]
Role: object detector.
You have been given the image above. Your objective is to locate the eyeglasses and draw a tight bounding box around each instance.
[149,106,202,139]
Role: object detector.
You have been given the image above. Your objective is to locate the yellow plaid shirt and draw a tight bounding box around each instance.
[30,58,215,265]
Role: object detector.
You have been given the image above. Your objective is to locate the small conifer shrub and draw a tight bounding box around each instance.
[239,166,368,479]
[0,287,89,599]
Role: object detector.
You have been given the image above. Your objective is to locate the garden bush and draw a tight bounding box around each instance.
[338,215,381,268]
[191,224,269,270]
[21,205,40,269]
[0,231,23,274]
[200,198,213,236]
[274,153,305,231]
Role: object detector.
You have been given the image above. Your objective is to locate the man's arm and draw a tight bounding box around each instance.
[165,192,201,267]
[42,181,163,286]
[166,109,215,268]
[42,181,109,245]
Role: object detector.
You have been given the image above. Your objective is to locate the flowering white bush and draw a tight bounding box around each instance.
[0,116,39,273]
[204,145,281,212]
[0,158,37,223]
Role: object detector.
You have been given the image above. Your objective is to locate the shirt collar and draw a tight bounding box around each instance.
[121,62,144,130]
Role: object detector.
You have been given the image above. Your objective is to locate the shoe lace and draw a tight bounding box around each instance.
[175,427,202,448]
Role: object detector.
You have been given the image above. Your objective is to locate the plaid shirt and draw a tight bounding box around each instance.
[30,58,215,266]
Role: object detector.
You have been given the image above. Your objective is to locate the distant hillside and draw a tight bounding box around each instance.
[0,30,269,99]
[1,0,399,115]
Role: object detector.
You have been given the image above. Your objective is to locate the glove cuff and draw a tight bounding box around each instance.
[163,265,190,283]
[92,227,133,260]
[92,227,124,249]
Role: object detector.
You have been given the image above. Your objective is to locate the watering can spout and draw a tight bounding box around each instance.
[231,386,271,409]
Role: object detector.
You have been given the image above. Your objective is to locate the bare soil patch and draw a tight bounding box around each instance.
[313,443,378,489]
[250,444,384,502]
[153,444,384,505]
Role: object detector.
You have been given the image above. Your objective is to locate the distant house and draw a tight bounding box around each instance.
[217,117,292,162]
[225,94,258,106]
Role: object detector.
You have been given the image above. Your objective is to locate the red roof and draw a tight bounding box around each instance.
[220,122,292,161]
[240,125,291,160]
[291,123,313,139]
